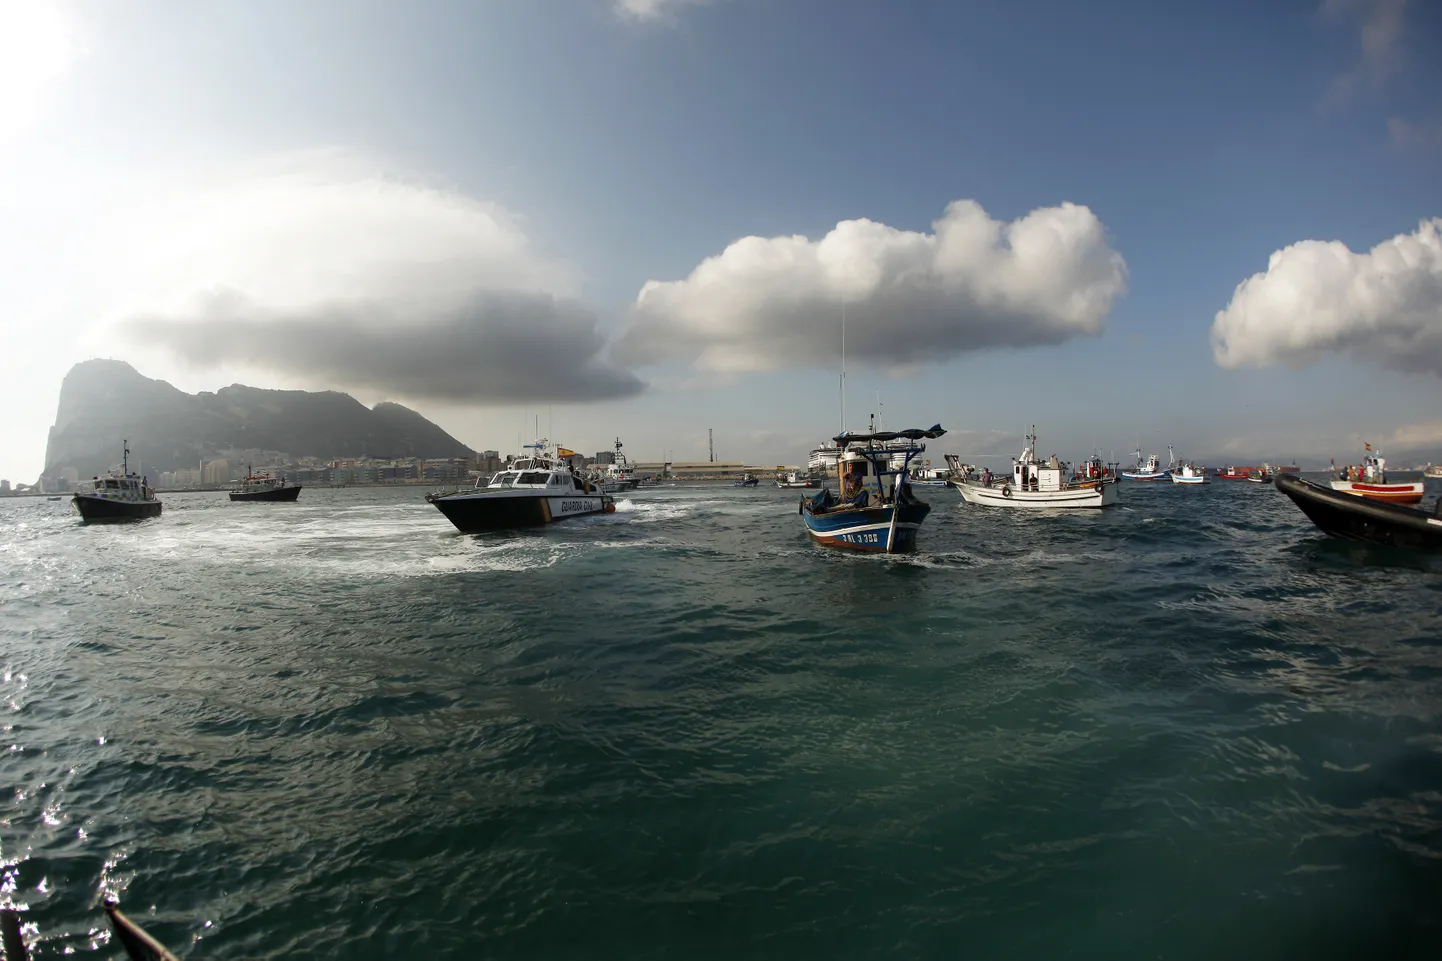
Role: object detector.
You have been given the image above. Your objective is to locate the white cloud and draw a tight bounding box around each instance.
[1210,219,1442,377]
[94,149,643,402]
[0,0,83,145]
[1321,0,1408,107]
[1388,117,1442,152]
[614,0,705,21]
[615,200,1127,373]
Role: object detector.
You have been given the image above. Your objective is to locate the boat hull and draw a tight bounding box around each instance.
[1171,474,1206,485]
[1277,472,1442,549]
[428,490,612,532]
[73,493,162,522]
[230,485,302,502]
[956,480,1117,508]
[801,498,932,552]
[776,481,817,488]
[1121,471,1170,481]
[1328,479,1424,504]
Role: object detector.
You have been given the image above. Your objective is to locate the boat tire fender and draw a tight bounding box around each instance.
[1002,486,1011,498]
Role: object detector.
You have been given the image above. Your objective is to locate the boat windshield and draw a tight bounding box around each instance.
[519,471,550,485]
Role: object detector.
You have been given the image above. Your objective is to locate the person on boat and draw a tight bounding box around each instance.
[982,467,992,487]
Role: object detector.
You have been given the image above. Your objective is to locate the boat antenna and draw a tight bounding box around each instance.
[123,439,129,475]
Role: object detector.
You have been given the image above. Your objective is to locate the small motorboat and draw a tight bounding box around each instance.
[1216,466,1255,481]
[1276,471,1442,549]
[734,473,760,487]
[1247,470,1272,484]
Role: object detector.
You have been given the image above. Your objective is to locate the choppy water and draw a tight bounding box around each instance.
[3,480,1441,959]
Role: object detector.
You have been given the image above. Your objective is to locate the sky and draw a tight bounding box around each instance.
[1,0,1440,482]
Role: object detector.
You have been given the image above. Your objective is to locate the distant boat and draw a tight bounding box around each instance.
[426,439,613,532]
[46,495,62,501]
[1171,460,1207,484]
[590,438,640,493]
[72,440,162,522]
[735,473,760,487]
[1122,447,1172,482]
[775,471,817,489]
[954,428,1119,508]
[800,424,944,552]
[1216,466,1255,481]
[1276,471,1442,549]
[1247,469,1273,484]
[1329,446,1424,504]
[1277,461,1300,473]
[229,466,302,502]
[1425,464,1442,479]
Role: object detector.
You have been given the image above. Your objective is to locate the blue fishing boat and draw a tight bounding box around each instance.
[799,424,945,553]
[735,473,760,487]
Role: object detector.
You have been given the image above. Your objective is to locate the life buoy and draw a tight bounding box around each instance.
[1002,486,1011,498]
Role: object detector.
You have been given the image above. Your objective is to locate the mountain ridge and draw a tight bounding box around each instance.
[44,360,475,479]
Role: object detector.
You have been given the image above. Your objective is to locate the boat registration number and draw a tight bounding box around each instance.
[558,500,593,513]
[841,532,881,545]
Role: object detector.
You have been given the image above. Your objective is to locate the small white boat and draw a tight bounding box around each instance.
[1423,463,1442,479]
[954,428,1118,509]
[1122,447,1173,481]
[1330,446,1424,504]
[775,470,818,489]
[1171,460,1207,484]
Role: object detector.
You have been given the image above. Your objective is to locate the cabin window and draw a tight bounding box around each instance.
[519,471,549,485]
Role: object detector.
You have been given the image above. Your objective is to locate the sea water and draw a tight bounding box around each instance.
[2,481,1440,958]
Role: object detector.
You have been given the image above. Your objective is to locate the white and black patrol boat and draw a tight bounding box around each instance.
[426,439,615,533]
[72,440,162,522]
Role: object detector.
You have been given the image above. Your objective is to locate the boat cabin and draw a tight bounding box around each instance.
[85,473,151,500]
[1013,456,1067,492]
[481,441,592,492]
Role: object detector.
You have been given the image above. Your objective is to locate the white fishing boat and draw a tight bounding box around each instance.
[1171,459,1207,484]
[1329,446,1424,504]
[954,428,1118,509]
[1122,447,1172,481]
[775,470,818,489]
[1423,463,1442,479]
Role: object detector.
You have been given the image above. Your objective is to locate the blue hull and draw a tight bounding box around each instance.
[800,499,932,553]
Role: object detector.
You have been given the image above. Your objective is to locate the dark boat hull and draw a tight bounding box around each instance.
[73,494,162,523]
[1275,472,1442,549]
[428,490,611,533]
[801,495,932,552]
[230,485,302,502]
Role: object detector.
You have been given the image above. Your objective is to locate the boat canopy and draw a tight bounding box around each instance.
[832,424,946,445]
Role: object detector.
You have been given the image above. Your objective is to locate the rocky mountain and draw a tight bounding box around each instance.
[44,360,474,479]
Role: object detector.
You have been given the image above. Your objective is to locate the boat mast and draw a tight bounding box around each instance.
[123,439,129,475]
[840,291,847,434]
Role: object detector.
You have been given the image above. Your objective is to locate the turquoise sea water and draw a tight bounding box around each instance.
[2,480,1440,959]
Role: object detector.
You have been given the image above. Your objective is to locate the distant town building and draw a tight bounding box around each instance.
[594,451,615,465]
[202,460,229,486]
[0,479,10,494]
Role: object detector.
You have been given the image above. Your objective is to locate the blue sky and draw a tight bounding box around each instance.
[1,0,1440,481]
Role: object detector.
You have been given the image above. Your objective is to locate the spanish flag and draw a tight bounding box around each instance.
[557,447,575,458]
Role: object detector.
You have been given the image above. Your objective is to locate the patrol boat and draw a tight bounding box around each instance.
[426,439,614,532]
[230,466,302,502]
[72,440,162,522]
